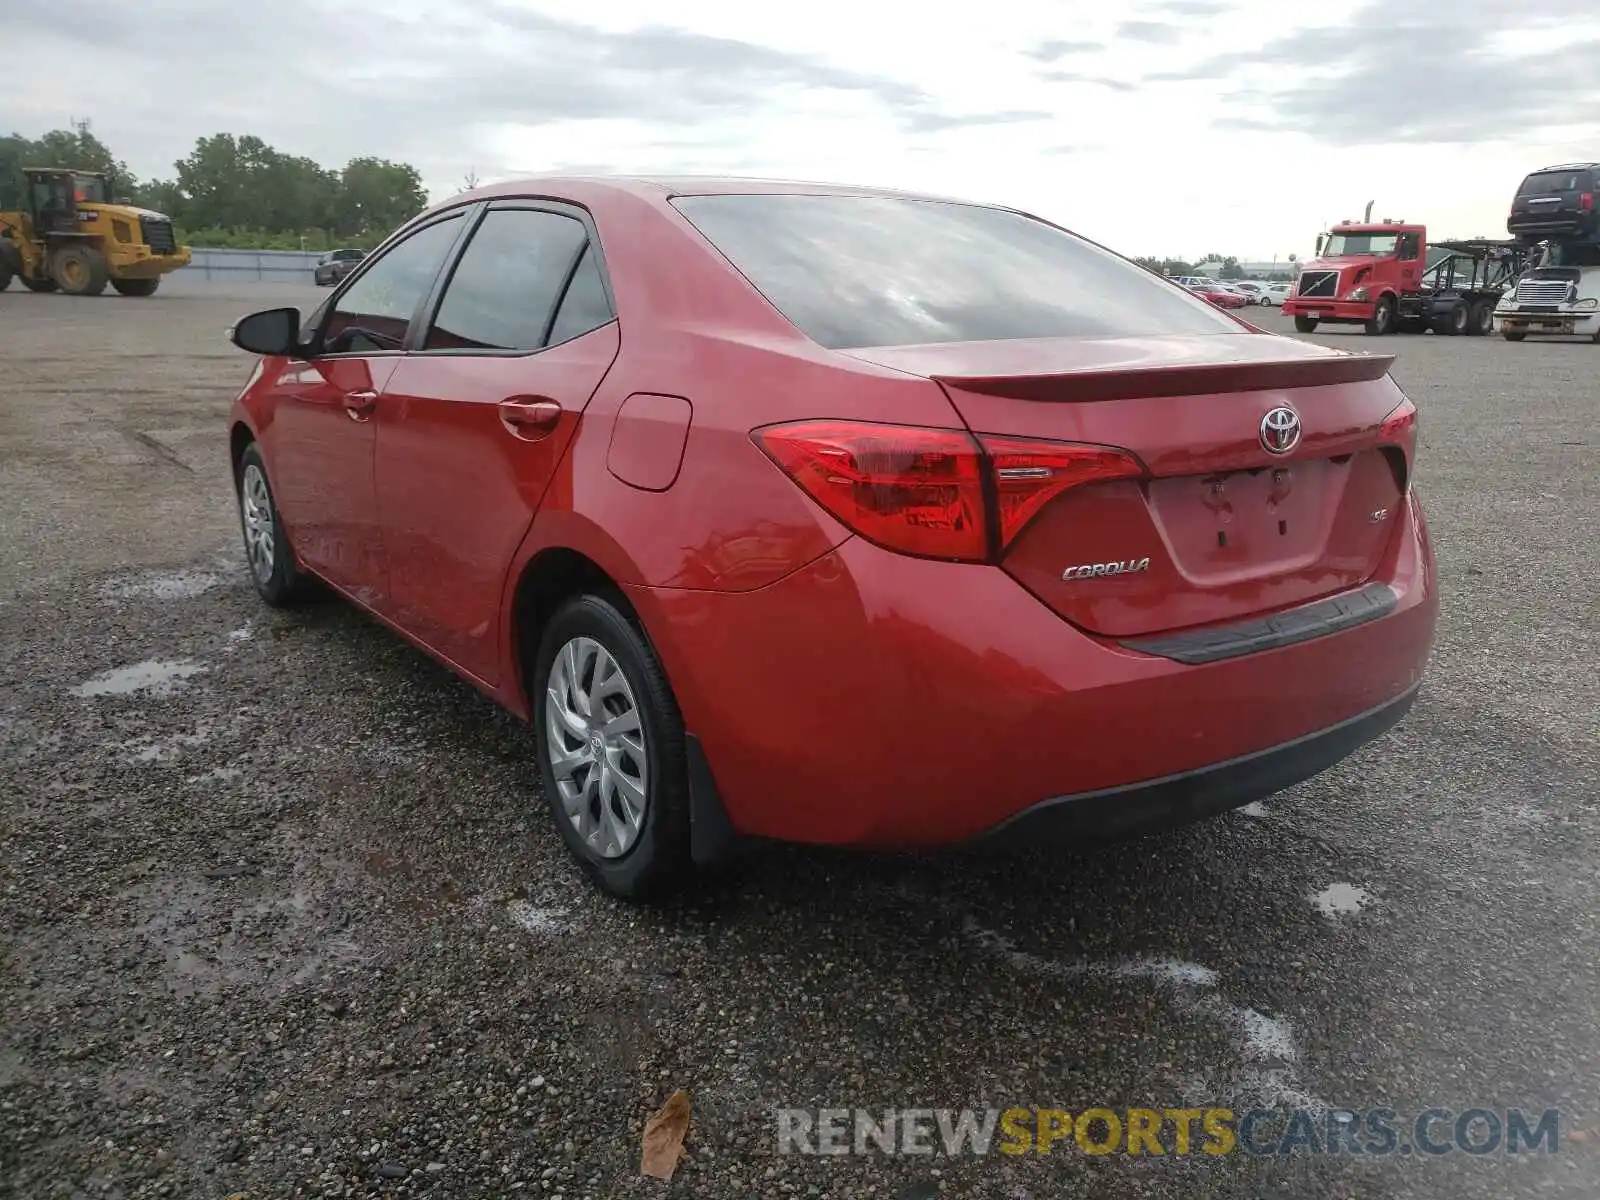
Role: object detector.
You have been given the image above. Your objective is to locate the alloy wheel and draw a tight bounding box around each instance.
[545,636,649,858]
[240,463,276,584]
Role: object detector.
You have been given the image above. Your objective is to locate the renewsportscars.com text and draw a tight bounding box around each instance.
[775,1106,1562,1158]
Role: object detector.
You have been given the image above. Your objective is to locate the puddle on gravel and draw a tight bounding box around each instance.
[70,659,207,698]
[1310,882,1374,918]
[363,850,465,915]
[100,569,225,603]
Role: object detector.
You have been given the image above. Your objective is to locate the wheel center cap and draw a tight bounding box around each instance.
[589,732,605,757]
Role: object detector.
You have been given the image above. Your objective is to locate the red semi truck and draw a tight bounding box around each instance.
[1281,218,1525,336]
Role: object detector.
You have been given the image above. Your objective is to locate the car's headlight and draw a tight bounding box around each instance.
[1343,286,1368,301]
[1574,297,1598,311]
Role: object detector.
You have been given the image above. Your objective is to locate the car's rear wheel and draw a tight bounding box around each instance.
[1469,300,1495,336]
[532,594,691,900]
[236,443,310,606]
[1501,330,1526,342]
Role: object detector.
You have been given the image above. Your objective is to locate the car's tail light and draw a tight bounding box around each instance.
[978,435,1145,549]
[755,420,1144,562]
[1581,192,1594,212]
[1377,396,1418,492]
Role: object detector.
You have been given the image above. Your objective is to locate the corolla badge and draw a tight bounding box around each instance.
[1259,406,1302,455]
[1062,558,1151,581]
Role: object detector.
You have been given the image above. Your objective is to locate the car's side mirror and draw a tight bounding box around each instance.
[1315,234,1326,256]
[230,307,301,356]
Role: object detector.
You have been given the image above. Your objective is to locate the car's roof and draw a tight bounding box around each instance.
[1531,162,1599,172]
[448,173,989,207]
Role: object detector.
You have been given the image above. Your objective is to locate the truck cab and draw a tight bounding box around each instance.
[1494,242,1600,342]
[1281,219,1424,335]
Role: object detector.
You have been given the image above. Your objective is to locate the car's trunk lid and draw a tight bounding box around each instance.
[844,334,1410,638]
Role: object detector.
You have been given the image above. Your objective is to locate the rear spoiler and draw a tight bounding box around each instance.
[931,353,1397,404]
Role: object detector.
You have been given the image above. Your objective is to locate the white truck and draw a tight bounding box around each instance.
[1494,243,1600,342]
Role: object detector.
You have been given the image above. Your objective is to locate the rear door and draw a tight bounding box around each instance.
[1512,168,1593,233]
[372,202,620,684]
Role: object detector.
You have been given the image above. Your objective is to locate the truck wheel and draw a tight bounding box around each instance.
[52,245,109,296]
[1501,330,1526,342]
[0,260,11,291]
[111,278,160,297]
[1293,315,1319,333]
[1364,295,1396,335]
[21,276,59,292]
[1468,300,1495,336]
[1434,303,1469,336]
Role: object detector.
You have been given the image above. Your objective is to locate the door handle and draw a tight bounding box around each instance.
[497,397,563,441]
[343,389,378,420]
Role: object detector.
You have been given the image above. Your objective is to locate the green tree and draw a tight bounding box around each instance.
[8,121,428,246]
[336,157,427,236]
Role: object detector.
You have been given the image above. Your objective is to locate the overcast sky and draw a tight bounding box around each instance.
[13,0,1600,260]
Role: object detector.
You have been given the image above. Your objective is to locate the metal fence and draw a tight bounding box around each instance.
[179,247,321,282]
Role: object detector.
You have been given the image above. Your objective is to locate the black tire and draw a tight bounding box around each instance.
[1364,295,1396,335]
[1293,315,1319,333]
[1468,300,1495,336]
[21,276,59,293]
[1501,330,1526,342]
[532,593,691,900]
[111,277,160,296]
[0,262,11,291]
[51,244,109,296]
[235,442,310,607]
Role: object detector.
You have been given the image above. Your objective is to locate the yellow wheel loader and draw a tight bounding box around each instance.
[0,167,191,297]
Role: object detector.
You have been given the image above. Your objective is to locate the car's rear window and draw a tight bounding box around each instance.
[671,193,1240,349]
[1518,170,1589,195]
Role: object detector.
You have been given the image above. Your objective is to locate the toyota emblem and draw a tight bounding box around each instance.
[1259,406,1302,455]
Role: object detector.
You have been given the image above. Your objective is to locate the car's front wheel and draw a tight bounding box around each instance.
[236,443,310,606]
[532,594,691,899]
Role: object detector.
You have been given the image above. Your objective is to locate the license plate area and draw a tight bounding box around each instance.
[1147,461,1336,582]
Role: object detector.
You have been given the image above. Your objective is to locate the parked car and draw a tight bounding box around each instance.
[225,177,1437,898]
[1187,283,1250,309]
[1229,281,1269,301]
[1507,163,1600,244]
[1263,282,1292,306]
[313,248,367,286]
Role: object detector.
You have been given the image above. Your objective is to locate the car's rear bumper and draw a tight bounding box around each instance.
[974,683,1416,845]
[632,493,1438,848]
[1282,298,1372,322]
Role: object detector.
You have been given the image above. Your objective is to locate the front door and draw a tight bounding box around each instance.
[266,212,467,606]
[373,204,621,685]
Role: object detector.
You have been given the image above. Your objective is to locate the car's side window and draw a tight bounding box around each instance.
[423,209,590,352]
[546,245,614,347]
[1397,233,1420,261]
[321,215,463,354]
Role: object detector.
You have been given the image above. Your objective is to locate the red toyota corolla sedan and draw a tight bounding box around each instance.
[226,177,1437,898]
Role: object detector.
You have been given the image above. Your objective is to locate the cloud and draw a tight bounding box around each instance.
[6,0,1036,186]
[1114,20,1185,45]
[902,109,1055,134]
[1026,39,1103,62]
[1039,72,1137,93]
[1154,2,1600,144]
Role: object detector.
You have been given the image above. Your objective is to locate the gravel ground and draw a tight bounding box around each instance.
[1,278,1595,1199]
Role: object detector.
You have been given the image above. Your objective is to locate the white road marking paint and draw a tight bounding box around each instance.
[506,901,570,934]
[1311,883,1373,918]
[101,570,224,602]
[70,660,207,698]
[1239,802,1270,818]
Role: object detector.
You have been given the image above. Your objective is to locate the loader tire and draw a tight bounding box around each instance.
[111,277,160,297]
[21,276,59,292]
[52,245,109,296]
